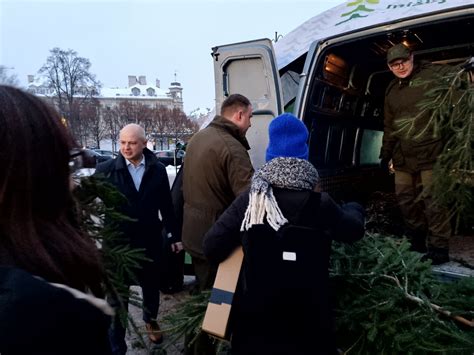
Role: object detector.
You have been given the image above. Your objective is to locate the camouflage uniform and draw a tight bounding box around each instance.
[381,61,452,251]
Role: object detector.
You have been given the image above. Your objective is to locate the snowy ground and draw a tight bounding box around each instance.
[124,276,196,355]
[165,165,180,187]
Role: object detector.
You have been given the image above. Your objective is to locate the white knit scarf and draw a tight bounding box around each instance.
[240,157,320,232]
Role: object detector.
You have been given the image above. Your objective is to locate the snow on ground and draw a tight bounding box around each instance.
[125,276,196,354]
[166,165,180,187]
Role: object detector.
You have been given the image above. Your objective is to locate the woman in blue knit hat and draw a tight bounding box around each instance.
[203,113,365,354]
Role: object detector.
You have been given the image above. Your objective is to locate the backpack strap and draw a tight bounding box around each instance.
[276,192,322,239]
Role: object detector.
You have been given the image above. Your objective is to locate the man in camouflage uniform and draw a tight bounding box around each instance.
[380,43,452,264]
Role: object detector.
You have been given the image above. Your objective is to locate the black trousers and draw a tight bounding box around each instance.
[108,260,161,355]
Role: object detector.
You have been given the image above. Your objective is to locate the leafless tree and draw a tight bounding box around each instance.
[115,100,154,134]
[167,108,199,146]
[39,48,100,142]
[102,106,126,153]
[81,98,106,149]
[150,105,171,150]
[0,65,19,86]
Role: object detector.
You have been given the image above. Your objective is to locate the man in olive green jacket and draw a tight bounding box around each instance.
[380,43,452,264]
[182,94,254,290]
[182,94,253,355]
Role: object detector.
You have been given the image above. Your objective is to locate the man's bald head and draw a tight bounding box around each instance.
[120,123,146,141]
[119,123,147,165]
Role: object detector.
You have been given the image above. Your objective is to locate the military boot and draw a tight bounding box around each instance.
[421,247,450,265]
[406,229,427,253]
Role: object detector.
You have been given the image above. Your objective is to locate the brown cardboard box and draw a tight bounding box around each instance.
[201,246,243,339]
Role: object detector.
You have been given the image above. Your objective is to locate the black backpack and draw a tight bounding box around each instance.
[233,192,334,347]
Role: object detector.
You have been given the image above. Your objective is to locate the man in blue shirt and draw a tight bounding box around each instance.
[96,123,182,354]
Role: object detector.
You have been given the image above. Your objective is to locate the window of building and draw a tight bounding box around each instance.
[132,88,140,96]
[147,88,155,96]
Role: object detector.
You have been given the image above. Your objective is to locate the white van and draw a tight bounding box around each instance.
[211,0,473,202]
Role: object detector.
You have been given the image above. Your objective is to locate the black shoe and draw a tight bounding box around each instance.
[421,248,450,265]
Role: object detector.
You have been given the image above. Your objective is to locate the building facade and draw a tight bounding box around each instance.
[99,75,183,111]
[26,74,186,150]
[27,74,184,111]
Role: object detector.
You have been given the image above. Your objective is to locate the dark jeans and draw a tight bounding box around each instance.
[108,261,161,355]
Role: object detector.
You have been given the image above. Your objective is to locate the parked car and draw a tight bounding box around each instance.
[154,150,183,167]
[92,149,117,158]
[84,149,113,165]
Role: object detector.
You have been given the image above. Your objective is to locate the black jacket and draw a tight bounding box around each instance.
[95,148,177,261]
[203,188,365,354]
[0,267,111,355]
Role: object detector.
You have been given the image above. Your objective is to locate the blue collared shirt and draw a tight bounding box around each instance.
[126,155,145,191]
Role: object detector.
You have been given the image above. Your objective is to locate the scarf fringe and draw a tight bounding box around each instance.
[240,187,288,232]
[241,157,318,232]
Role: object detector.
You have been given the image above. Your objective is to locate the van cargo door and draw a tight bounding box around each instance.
[212,38,283,169]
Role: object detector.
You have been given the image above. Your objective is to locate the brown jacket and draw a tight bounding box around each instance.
[182,115,254,257]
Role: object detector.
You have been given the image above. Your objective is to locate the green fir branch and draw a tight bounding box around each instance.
[162,291,212,348]
[332,234,474,354]
[162,234,474,354]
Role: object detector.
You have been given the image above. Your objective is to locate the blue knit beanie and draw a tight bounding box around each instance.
[265,113,309,162]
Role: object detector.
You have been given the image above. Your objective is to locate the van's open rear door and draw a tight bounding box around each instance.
[212,39,283,169]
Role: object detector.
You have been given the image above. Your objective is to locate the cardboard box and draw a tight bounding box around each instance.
[201,246,243,339]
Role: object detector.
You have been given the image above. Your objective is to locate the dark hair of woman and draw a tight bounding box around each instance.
[0,85,104,295]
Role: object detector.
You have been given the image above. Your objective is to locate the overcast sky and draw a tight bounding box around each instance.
[0,0,343,114]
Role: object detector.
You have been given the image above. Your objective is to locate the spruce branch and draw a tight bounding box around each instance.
[380,273,473,327]
[160,290,228,351]
[332,234,474,353]
[160,233,474,353]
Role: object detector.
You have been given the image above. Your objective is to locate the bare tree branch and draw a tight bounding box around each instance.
[39,48,101,144]
[0,65,19,86]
